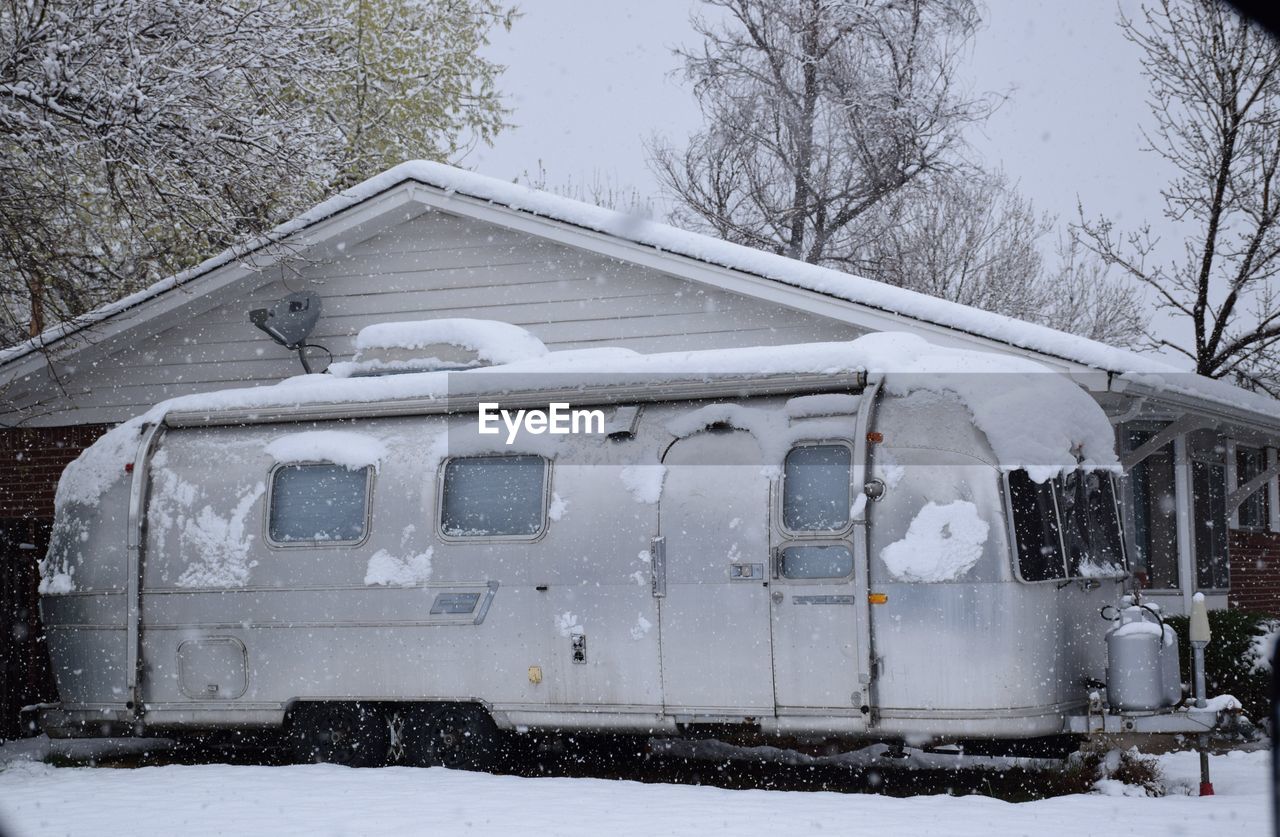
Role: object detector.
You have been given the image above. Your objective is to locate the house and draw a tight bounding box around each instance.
[2,161,1278,736]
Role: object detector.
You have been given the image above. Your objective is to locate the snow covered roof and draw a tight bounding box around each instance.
[396,164,1175,376]
[3,160,1277,427]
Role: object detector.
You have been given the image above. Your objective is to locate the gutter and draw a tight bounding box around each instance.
[1107,371,1280,436]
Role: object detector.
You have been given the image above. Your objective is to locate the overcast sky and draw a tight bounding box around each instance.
[472,1,1173,229]
[468,1,1188,349]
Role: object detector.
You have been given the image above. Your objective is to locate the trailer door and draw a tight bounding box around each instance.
[656,429,775,715]
[769,441,867,722]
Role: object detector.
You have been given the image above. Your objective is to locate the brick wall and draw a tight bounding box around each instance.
[0,424,108,739]
[0,424,111,520]
[1228,528,1280,616]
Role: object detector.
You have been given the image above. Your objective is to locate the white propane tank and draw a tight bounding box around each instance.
[1105,600,1178,711]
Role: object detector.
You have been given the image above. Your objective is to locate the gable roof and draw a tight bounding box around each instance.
[2,160,1276,428]
[0,160,1151,373]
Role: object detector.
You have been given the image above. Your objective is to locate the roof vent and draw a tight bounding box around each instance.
[331,318,548,377]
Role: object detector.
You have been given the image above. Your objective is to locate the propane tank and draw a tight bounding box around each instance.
[1105,598,1177,711]
[1158,610,1184,706]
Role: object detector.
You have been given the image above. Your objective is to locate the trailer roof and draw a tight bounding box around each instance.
[142,332,1119,483]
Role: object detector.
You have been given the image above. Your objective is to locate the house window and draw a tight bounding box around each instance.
[1192,459,1229,590]
[440,455,547,538]
[269,464,370,544]
[1236,446,1271,530]
[1125,427,1179,589]
[782,444,851,532]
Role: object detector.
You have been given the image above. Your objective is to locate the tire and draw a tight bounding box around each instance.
[289,702,390,768]
[402,703,501,771]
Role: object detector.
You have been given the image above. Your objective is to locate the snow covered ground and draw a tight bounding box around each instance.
[0,746,1267,837]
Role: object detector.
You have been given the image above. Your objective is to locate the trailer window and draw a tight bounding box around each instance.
[783,444,851,531]
[779,544,854,579]
[1057,471,1125,577]
[1008,470,1065,581]
[1009,469,1127,581]
[441,455,547,538]
[269,464,370,544]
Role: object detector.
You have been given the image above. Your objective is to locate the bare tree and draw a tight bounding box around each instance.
[864,172,1052,321]
[864,172,1147,345]
[1046,236,1150,347]
[1076,0,1280,393]
[519,161,655,217]
[650,0,994,268]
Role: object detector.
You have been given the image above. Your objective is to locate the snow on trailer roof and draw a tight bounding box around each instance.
[3,160,1275,426]
[354,318,550,361]
[327,318,553,377]
[73,331,1118,497]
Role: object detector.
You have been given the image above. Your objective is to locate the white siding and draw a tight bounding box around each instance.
[4,209,861,426]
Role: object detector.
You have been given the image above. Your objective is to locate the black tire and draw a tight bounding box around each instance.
[289,702,390,768]
[402,703,501,771]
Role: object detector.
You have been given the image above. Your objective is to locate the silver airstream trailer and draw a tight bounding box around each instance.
[34,322,1232,766]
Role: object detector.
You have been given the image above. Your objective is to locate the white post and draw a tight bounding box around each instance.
[1190,594,1211,708]
[1189,593,1214,796]
[1174,434,1196,614]
[1224,439,1238,529]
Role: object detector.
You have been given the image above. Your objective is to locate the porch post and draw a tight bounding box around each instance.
[1174,434,1196,613]
[1225,439,1237,528]
[1269,447,1279,534]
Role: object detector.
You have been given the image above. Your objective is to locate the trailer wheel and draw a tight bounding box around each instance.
[402,704,501,771]
[289,702,390,768]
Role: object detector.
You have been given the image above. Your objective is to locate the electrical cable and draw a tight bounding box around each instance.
[295,342,333,375]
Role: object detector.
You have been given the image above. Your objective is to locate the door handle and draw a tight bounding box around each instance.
[650,536,666,598]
